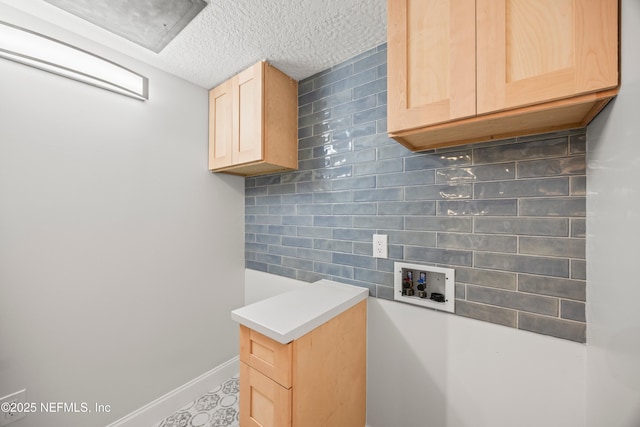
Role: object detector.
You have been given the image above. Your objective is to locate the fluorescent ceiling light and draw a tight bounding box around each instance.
[0,20,148,101]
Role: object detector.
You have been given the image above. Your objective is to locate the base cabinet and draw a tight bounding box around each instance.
[239,300,366,427]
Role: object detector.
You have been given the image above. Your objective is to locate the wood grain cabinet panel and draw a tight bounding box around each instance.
[387,0,476,130]
[207,79,233,169]
[388,0,619,151]
[240,362,292,427]
[233,63,263,166]
[239,300,367,427]
[477,0,619,114]
[208,61,298,176]
[240,325,292,389]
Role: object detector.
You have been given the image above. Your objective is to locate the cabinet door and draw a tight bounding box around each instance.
[240,325,293,388]
[208,79,233,169]
[240,362,292,427]
[233,61,264,165]
[477,0,619,115]
[387,0,476,132]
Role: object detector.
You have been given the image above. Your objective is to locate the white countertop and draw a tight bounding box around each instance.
[230,279,369,344]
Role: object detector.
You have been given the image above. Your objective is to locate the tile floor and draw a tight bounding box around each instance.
[152,376,240,427]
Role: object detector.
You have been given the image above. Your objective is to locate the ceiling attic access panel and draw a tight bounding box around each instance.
[42,0,208,52]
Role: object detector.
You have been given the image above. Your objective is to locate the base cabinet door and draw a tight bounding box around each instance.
[240,325,292,388]
[240,362,292,427]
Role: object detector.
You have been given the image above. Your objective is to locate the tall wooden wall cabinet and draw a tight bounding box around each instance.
[388,0,620,150]
[209,61,298,176]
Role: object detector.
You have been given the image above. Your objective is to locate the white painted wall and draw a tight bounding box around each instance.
[245,270,586,427]
[585,1,640,425]
[367,299,585,427]
[244,268,311,305]
[0,5,244,427]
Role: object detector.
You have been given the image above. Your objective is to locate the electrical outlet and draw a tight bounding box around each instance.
[373,234,388,259]
[0,390,27,426]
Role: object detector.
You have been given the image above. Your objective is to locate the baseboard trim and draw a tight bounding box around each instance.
[106,356,239,427]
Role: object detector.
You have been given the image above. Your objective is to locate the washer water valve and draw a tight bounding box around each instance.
[394,262,455,313]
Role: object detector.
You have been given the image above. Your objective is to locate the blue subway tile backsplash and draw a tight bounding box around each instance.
[245,44,587,343]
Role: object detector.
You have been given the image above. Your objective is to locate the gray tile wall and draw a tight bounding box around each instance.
[245,44,587,343]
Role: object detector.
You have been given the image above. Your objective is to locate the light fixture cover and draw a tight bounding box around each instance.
[0,20,149,100]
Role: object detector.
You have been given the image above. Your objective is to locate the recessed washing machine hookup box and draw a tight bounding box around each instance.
[393,262,455,313]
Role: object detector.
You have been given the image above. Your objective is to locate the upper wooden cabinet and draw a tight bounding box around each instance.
[209,61,298,176]
[387,0,477,131]
[388,0,619,151]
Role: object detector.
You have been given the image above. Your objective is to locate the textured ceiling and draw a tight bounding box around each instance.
[0,0,387,89]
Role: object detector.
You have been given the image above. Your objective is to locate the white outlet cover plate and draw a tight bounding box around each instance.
[373,234,388,258]
[0,389,27,426]
[393,262,455,313]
